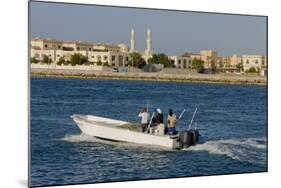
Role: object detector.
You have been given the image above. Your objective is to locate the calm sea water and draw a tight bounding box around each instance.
[30,77,267,187]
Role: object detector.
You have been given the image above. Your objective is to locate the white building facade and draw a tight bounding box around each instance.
[30,38,130,67]
[241,55,263,71]
[168,55,192,69]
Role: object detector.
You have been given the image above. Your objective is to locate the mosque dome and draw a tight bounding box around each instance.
[117,43,129,52]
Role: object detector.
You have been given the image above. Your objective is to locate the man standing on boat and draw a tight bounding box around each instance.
[152,108,163,125]
[152,108,165,135]
[138,108,150,132]
[167,109,177,135]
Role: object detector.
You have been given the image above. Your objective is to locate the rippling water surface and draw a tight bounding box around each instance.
[30,77,267,187]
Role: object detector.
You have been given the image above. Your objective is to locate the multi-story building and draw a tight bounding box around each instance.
[261,56,267,68]
[199,50,220,68]
[168,55,192,69]
[241,55,263,71]
[220,56,230,67]
[228,54,242,67]
[180,52,202,62]
[177,50,220,69]
[30,38,130,67]
[31,38,63,50]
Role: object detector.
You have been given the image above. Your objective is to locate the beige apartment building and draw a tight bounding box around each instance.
[168,47,267,74]
[225,54,266,72]
[228,55,242,66]
[168,55,192,69]
[200,50,220,68]
[221,54,267,71]
[241,55,264,71]
[168,50,218,69]
[31,38,64,50]
[30,38,130,67]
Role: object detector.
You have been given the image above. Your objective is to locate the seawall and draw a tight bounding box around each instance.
[31,68,267,85]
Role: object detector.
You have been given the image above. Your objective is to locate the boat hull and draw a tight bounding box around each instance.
[71,114,180,149]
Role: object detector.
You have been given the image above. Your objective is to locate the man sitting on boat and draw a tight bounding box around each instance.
[138,108,150,132]
[167,109,178,135]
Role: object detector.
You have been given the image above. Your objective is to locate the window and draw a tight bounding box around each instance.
[89,48,91,51]
[255,60,258,64]
[58,45,61,49]
[44,44,48,48]
[118,55,123,66]
[178,60,181,64]
[97,55,101,62]
[112,56,115,61]
[77,47,80,50]
[57,54,60,57]
[91,56,95,58]
[104,55,108,61]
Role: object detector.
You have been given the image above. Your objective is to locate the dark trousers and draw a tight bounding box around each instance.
[167,127,177,135]
[140,123,148,132]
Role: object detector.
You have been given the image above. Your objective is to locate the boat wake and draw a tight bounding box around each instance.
[61,133,101,143]
[185,137,267,165]
[61,134,267,165]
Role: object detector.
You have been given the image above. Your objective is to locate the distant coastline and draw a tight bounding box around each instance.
[31,68,267,86]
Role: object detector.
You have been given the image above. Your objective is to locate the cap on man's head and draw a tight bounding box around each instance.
[157,108,162,114]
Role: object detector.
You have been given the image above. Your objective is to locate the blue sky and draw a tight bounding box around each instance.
[29,1,267,56]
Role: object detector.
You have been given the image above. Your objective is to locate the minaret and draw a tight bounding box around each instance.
[145,28,152,60]
[130,29,135,53]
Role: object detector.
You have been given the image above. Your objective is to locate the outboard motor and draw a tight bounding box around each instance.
[179,130,200,148]
[179,130,193,148]
[191,129,200,145]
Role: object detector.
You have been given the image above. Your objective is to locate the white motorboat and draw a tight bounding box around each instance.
[71,114,200,149]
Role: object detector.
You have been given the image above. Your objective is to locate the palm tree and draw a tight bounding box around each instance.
[236,62,244,72]
[129,52,146,68]
[147,53,173,68]
[192,58,205,73]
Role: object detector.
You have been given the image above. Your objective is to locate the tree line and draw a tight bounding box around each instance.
[31,52,206,73]
[31,53,89,66]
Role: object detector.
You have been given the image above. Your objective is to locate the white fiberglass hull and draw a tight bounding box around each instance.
[71,114,179,149]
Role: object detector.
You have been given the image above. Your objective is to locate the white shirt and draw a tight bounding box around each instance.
[138,112,150,124]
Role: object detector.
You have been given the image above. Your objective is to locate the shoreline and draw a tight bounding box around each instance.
[31,68,267,86]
